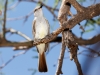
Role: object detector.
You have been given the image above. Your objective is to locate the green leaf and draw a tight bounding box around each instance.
[0,0,4,10]
[96,18,100,25]
[85,19,96,27]
[85,28,94,33]
[53,0,60,9]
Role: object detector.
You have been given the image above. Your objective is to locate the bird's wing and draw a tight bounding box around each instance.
[45,18,50,34]
[32,18,40,52]
[44,18,50,52]
[32,17,36,37]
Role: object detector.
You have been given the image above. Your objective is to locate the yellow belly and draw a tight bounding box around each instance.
[40,27,47,38]
[35,24,47,39]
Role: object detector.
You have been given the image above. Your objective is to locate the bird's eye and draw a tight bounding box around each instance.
[34,9,37,12]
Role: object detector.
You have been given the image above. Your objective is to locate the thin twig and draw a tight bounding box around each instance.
[93,0,96,4]
[6,28,31,41]
[2,0,8,40]
[20,0,59,11]
[20,0,58,19]
[0,50,28,70]
[7,1,20,10]
[82,46,100,56]
[38,0,57,19]
[7,10,34,21]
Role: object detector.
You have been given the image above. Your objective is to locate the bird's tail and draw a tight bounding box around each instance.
[38,52,48,72]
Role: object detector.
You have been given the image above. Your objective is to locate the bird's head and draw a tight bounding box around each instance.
[34,4,43,17]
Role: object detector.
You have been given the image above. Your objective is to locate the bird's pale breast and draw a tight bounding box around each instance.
[35,22,48,39]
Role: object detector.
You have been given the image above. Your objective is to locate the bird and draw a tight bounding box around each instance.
[32,5,50,72]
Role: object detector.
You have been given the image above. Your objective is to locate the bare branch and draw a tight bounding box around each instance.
[20,0,59,11]
[82,46,100,56]
[74,34,100,45]
[20,0,58,19]
[6,28,31,41]
[0,33,100,50]
[2,0,8,40]
[38,0,57,19]
[55,32,66,75]
[0,50,28,70]
[0,3,99,49]
[7,1,20,10]
[73,56,83,75]
[66,0,85,12]
[7,10,34,21]
[55,0,70,75]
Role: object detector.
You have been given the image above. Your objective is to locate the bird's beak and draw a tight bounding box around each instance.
[40,4,43,8]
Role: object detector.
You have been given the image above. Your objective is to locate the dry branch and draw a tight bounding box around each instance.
[2,0,8,41]
[0,34,100,49]
[55,0,70,75]
[0,1,100,49]
[7,1,20,10]
[7,10,34,21]
[19,0,58,19]
[6,28,31,41]
[55,32,66,75]
[0,50,28,70]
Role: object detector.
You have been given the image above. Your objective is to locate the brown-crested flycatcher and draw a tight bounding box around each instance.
[32,5,50,72]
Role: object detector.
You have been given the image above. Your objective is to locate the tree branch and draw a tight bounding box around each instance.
[2,0,8,40]
[73,56,83,75]
[7,1,20,10]
[0,3,100,49]
[55,0,70,75]
[6,28,31,41]
[20,0,59,11]
[66,0,85,12]
[33,2,100,46]
[7,10,34,21]
[0,33,100,49]
[20,0,58,19]
[55,32,66,75]
[0,50,28,70]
